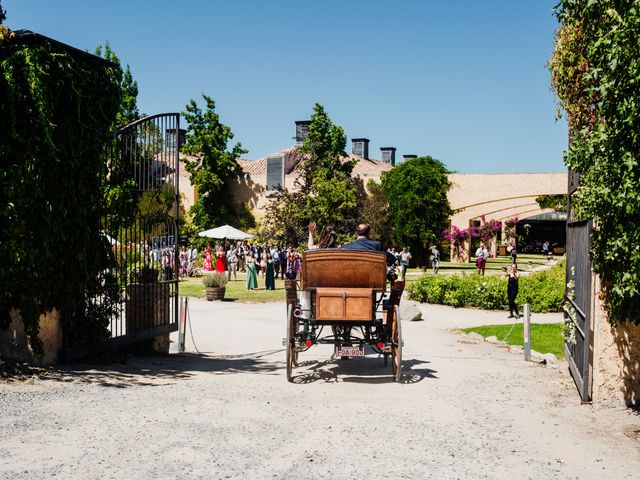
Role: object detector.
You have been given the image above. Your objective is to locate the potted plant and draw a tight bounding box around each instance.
[203,272,228,301]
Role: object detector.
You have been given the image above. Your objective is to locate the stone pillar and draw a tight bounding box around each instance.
[591,275,640,408]
[0,308,62,365]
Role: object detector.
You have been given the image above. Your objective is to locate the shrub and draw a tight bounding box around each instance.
[202,272,228,288]
[407,261,566,313]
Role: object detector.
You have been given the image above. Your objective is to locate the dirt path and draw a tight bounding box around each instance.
[1,299,638,479]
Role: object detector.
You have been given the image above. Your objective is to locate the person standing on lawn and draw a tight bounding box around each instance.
[475,243,488,276]
[505,264,520,318]
[245,251,258,290]
[399,247,412,280]
[265,252,275,290]
[430,245,440,274]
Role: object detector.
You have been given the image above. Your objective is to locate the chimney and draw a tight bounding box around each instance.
[380,147,397,166]
[351,138,370,160]
[403,154,417,162]
[295,120,311,145]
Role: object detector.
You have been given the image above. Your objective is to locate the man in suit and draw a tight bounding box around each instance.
[341,223,383,252]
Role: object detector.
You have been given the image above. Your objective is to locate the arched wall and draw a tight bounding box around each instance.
[447,173,567,261]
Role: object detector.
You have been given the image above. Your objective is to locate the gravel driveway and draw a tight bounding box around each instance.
[1,298,639,479]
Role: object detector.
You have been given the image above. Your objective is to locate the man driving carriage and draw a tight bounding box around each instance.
[285,222,405,382]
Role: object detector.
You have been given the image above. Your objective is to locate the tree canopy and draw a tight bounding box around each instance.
[262,103,364,245]
[95,43,139,128]
[550,0,640,324]
[181,94,247,231]
[381,156,452,264]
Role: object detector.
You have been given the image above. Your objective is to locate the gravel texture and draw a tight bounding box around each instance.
[1,298,639,479]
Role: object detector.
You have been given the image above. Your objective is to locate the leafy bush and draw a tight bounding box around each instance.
[407,261,565,313]
[202,272,228,288]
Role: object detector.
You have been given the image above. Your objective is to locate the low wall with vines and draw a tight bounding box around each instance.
[0,29,120,358]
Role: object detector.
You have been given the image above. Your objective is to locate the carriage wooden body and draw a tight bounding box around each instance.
[284,249,404,382]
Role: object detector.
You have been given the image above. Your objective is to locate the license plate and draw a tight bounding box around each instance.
[335,345,364,357]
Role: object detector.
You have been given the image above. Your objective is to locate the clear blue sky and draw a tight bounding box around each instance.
[4,0,567,173]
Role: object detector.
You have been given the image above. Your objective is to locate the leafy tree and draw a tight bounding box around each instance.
[0,0,6,25]
[95,42,139,127]
[263,103,364,245]
[536,194,567,213]
[262,188,306,246]
[550,1,640,324]
[298,103,354,190]
[381,156,452,265]
[362,179,393,245]
[181,94,247,230]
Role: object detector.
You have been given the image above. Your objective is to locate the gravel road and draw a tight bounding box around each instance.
[1,298,639,479]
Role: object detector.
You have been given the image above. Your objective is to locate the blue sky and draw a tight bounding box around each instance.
[4,0,567,173]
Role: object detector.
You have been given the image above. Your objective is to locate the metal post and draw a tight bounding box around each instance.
[178,297,187,352]
[523,303,531,361]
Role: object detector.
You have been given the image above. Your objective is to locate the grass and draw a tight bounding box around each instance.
[179,274,286,303]
[405,253,556,277]
[462,323,565,358]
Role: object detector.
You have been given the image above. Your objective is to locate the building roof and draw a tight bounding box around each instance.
[237,146,393,178]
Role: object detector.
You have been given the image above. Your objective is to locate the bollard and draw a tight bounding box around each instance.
[523,303,531,361]
[178,297,187,352]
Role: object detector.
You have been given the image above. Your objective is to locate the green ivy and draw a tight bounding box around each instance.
[550,1,640,325]
[0,32,121,355]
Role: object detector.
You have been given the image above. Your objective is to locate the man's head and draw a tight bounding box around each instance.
[355,223,370,238]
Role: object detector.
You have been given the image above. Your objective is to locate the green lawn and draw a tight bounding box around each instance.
[462,322,565,358]
[179,274,286,303]
[405,253,556,277]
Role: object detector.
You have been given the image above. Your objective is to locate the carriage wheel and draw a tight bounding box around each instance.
[392,305,403,382]
[286,304,298,382]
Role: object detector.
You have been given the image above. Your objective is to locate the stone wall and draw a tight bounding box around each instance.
[592,277,640,408]
[0,308,62,365]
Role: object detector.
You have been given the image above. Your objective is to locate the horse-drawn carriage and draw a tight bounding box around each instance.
[284,249,405,382]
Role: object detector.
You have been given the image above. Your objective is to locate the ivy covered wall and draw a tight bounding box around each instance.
[0,30,121,356]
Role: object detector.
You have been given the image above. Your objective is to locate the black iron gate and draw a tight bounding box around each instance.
[64,113,181,358]
[564,170,592,401]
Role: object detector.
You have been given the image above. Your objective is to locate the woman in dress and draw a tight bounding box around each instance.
[179,246,188,278]
[215,245,226,274]
[265,252,275,290]
[203,243,213,272]
[285,246,298,280]
[245,251,258,290]
[505,264,520,318]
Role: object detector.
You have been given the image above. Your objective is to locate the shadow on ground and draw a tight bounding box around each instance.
[292,357,438,385]
[34,350,284,388]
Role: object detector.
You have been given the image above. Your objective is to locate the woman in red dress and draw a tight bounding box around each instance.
[203,243,213,272]
[215,244,226,273]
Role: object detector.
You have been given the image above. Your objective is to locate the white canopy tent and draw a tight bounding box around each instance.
[198,225,253,240]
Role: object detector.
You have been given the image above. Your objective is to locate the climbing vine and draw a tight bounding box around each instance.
[0,30,121,355]
[550,1,640,324]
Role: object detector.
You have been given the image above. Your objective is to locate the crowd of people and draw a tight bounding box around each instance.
[170,222,428,292]
[195,241,303,290]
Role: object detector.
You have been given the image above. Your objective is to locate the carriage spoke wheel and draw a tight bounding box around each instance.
[392,305,403,382]
[286,304,298,382]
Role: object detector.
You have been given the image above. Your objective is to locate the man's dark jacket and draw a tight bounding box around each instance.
[341,238,383,252]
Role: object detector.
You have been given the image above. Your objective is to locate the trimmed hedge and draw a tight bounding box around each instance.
[407,261,565,313]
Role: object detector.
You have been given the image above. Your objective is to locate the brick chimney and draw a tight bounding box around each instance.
[380,147,397,166]
[351,138,370,160]
[295,120,311,145]
[403,154,417,162]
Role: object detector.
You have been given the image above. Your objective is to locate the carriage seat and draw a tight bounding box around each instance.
[301,249,387,321]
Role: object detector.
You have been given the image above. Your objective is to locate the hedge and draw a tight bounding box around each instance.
[406,261,565,313]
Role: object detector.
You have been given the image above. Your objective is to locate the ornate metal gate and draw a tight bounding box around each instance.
[64,113,181,358]
[564,170,592,401]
